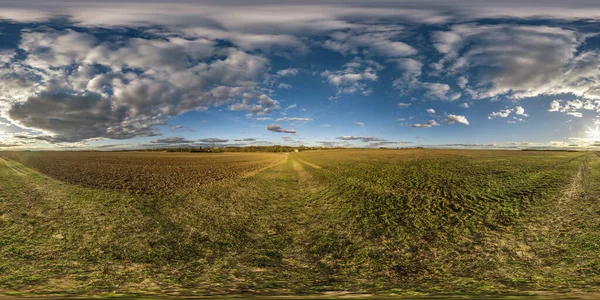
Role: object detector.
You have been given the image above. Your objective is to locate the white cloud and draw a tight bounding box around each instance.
[324,24,417,58]
[278,83,292,89]
[457,76,468,89]
[276,117,313,122]
[276,68,299,76]
[488,109,512,119]
[431,24,600,101]
[356,122,365,127]
[444,114,469,125]
[395,80,461,101]
[322,58,382,98]
[515,106,529,117]
[549,100,561,112]
[398,102,412,108]
[336,136,386,142]
[423,82,462,101]
[426,108,436,114]
[547,99,600,117]
[411,120,439,128]
[395,58,422,86]
[460,103,470,108]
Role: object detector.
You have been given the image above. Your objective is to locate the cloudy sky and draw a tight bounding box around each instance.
[2,0,600,149]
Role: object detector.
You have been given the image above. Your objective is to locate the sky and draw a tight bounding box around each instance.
[2,1,600,150]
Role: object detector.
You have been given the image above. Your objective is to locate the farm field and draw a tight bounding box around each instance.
[1,149,600,298]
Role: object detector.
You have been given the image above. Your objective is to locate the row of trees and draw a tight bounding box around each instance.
[140,145,333,153]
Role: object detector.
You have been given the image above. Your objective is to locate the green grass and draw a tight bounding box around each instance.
[1,149,600,298]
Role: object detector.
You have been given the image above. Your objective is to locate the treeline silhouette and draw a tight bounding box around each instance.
[139,146,338,153]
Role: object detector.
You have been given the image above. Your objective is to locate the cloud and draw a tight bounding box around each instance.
[444,114,469,125]
[411,120,440,128]
[426,108,436,114]
[488,109,512,119]
[278,83,292,89]
[150,137,193,144]
[229,93,280,115]
[367,141,406,148]
[317,141,343,147]
[8,91,159,142]
[250,116,273,121]
[398,102,412,108]
[266,124,296,133]
[170,125,195,132]
[276,117,313,122]
[515,106,529,117]
[395,58,423,86]
[323,24,417,58]
[336,136,386,142]
[322,58,382,98]
[5,1,600,33]
[421,82,461,101]
[547,99,600,117]
[356,121,365,127]
[1,28,279,142]
[549,100,561,112]
[233,138,257,142]
[276,68,299,76]
[430,24,600,101]
[199,138,229,143]
[394,80,461,101]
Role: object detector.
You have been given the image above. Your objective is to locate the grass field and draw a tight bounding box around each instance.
[1,149,600,298]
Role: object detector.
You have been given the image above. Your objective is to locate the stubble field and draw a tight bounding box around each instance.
[1,149,600,298]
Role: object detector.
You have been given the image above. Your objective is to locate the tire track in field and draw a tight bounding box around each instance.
[558,154,590,204]
[291,157,326,193]
[0,158,26,176]
[498,154,594,276]
[293,157,322,169]
[474,154,595,284]
[282,158,331,272]
[240,153,289,179]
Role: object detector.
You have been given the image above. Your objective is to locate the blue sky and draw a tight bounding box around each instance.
[1,1,600,149]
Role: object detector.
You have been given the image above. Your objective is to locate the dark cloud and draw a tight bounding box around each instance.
[199,138,229,143]
[8,91,158,142]
[266,124,296,133]
[150,137,193,144]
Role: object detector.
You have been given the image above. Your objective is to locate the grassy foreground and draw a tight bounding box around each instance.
[1,149,600,298]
